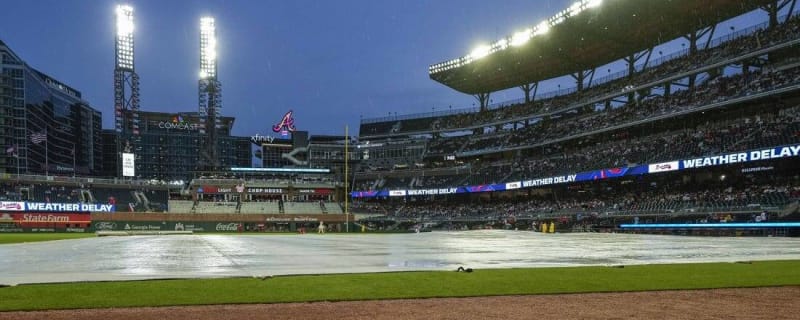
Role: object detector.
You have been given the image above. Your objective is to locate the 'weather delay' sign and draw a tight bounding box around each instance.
[25,202,116,212]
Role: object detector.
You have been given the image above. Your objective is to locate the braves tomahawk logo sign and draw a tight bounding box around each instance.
[272,110,297,136]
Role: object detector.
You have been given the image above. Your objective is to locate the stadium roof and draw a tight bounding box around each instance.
[429,0,774,95]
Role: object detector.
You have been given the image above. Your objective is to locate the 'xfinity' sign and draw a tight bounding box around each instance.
[250,134,276,144]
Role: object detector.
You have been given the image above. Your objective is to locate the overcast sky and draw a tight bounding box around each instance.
[0,1,786,138]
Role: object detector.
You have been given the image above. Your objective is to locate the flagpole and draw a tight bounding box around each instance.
[45,127,48,176]
[15,146,19,181]
[345,125,349,233]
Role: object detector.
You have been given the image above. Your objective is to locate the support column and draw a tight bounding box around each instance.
[624,49,652,78]
[760,1,795,29]
[519,82,538,104]
[572,71,585,92]
[683,27,712,92]
[475,93,491,112]
[625,54,635,80]
[703,25,717,50]
[743,60,750,76]
[570,69,595,92]
[682,26,714,57]
[622,48,652,103]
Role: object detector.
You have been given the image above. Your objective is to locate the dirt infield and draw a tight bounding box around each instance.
[1,286,798,320]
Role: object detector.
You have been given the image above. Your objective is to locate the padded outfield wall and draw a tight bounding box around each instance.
[92,213,354,233]
[0,213,354,233]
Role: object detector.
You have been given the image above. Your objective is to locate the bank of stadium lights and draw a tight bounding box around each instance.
[199,17,217,79]
[115,4,134,70]
[535,21,550,35]
[116,5,134,36]
[428,0,602,74]
[470,44,492,60]
[569,1,583,16]
[586,0,603,9]
[511,29,533,47]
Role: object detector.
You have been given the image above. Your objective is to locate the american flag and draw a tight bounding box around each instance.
[30,132,47,144]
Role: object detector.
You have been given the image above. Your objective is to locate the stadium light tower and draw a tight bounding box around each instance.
[114,4,141,177]
[198,16,222,170]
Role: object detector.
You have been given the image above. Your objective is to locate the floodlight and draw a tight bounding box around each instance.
[586,0,603,9]
[569,1,583,16]
[511,29,532,47]
[534,21,550,35]
[495,38,508,50]
[199,16,217,79]
[115,4,135,70]
[206,37,217,61]
[470,45,491,60]
[116,5,134,37]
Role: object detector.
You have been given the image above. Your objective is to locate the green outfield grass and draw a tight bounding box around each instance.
[1,260,799,311]
[0,233,95,244]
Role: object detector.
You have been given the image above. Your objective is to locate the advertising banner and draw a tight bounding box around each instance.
[0,201,25,211]
[245,187,284,194]
[505,181,522,190]
[349,144,800,198]
[92,221,247,232]
[351,190,380,198]
[296,189,333,195]
[122,152,135,177]
[10,213,92,226]
[648,161,680,173]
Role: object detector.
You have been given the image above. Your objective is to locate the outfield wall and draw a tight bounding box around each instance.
[0,213,353,233]
[90,213,354,233]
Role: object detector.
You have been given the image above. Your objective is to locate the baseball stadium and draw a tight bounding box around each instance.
[2,0,800,319]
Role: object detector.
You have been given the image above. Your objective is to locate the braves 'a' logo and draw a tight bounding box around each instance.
[272,110,297,133]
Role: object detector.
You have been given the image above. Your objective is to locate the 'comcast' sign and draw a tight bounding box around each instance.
[158,121,199,130]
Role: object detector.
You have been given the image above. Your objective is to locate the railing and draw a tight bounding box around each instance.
[361,107,475,124]
[0,173,178,188]
[360,200,795,222]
